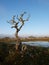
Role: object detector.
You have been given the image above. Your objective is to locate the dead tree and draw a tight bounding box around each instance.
[7,12,30,50]
[8,12,30,38]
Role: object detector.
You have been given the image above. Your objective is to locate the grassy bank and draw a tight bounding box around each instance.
[0,37,49,42]
[0,42,49,65]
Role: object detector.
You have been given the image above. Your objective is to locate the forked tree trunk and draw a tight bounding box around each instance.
[15,23,24,50]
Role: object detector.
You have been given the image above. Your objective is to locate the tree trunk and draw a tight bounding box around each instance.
[15,23,24,51]
[15,31,22,51]
[16,31,18,38]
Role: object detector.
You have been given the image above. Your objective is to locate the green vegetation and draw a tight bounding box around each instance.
[0,42,49,65]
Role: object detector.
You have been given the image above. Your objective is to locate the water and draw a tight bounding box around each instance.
[22,41,49,47]
[10,41,49,47]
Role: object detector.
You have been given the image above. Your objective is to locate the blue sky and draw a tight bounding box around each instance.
[0,0,49,36]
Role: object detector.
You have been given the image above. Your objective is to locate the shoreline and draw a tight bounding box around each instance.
[0,37,49,42]
[0,38,49,42]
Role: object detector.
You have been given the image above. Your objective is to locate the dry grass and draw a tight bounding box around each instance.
[0,37,49,42]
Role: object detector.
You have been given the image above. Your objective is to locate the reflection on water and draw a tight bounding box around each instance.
[22,41,49,47]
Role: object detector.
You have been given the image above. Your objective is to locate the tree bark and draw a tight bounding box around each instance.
[15,31,22,51]
[16,31,18,38]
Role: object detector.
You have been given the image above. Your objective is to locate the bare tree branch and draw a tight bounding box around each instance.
[18,23,24,32]
[7,12,30,38]
[16,15,20,21]
[20,12,26,17]
[16,12,27,24]
[7,15,16,25]
[24,14,30,21]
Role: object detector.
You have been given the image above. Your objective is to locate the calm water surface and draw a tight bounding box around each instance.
[10,41,49,47]
[22,41,49,47]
